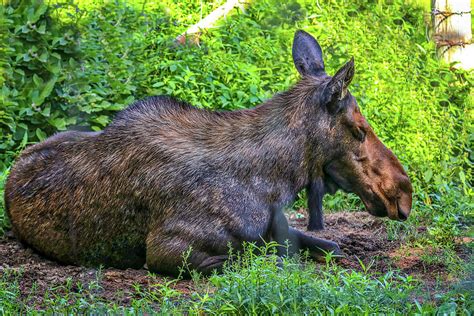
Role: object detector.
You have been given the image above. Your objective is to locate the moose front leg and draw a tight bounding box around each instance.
[271,206,341,258]
[289,228,342,258]
[271,206,299,257]
[307,178,325,231]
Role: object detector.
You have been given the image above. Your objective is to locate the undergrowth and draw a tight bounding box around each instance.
[0,244,471,314]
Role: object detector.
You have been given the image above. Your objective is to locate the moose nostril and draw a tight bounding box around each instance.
[398,209,408,221]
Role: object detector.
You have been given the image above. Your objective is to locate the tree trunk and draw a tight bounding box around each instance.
[176,0,245,45]
[432,0,473,69]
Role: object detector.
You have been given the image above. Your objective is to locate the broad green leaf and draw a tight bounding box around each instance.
[32,74,43,87]
[39,76,57,101]
[35,128,47,141]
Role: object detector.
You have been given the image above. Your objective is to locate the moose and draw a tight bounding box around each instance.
[5,31,412,276]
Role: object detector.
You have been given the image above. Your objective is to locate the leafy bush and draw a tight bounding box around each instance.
[0,0,82,169]
[0,170,7,234]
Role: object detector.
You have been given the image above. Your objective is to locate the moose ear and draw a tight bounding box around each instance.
[324,57,355,113]
[292,30,325,77]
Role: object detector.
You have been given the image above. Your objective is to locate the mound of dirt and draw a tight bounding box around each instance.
[291,210,470,292]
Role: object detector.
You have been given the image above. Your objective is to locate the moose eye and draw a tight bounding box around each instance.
[355,128,366,142]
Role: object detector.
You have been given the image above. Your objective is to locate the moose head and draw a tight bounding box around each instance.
[293,30,413,221]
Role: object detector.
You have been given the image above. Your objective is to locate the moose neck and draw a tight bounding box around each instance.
[241,80,328,193]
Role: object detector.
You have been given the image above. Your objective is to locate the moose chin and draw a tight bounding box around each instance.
[5,30,412,276]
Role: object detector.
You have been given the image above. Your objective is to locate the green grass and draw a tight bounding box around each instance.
[0,0,472,313]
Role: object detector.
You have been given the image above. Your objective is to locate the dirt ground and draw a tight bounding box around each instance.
[0,211,469,306]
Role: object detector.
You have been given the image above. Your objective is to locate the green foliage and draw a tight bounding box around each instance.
[0,0,82,169]
[0,169,8,234]
[203,244,419,314]
[0,0,472,312]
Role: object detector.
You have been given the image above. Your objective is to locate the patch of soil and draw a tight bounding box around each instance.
[290,211,398,271]
[290,211,471,296]
[0,211,468,307]
[0,235,192,307]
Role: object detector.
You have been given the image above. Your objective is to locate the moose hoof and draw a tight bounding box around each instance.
[307,224,324,231]
[197,255,228,274]
[275,256,284,269]
[322,241,344,257]
[311,242,344,261]
[330,245,344,258]
[307,218,324,231]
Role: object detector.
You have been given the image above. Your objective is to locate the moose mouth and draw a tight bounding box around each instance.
[362,189,409,222]
[323,168,408,221]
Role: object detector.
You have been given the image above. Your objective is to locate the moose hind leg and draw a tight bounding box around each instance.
[197,255,229,275]
[146,232,230,277]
